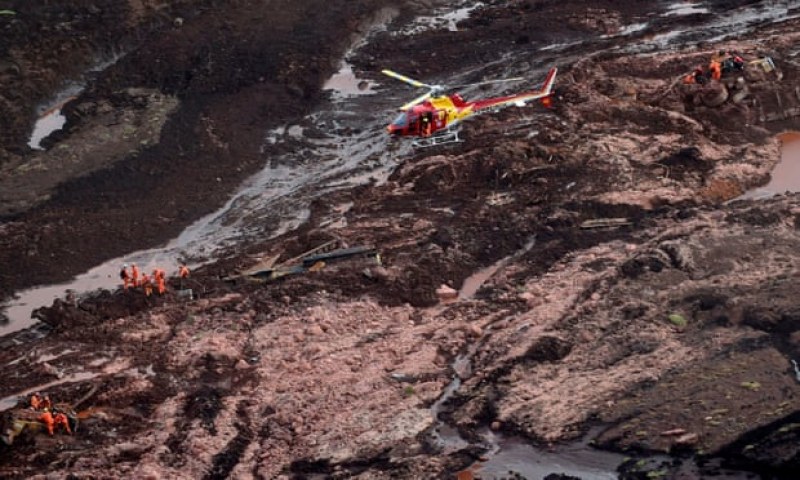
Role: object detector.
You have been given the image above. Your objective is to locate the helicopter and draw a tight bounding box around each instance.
[382,66,557,147]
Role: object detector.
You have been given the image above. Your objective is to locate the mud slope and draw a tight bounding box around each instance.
[2,0,800,479]
[0,0,399,301]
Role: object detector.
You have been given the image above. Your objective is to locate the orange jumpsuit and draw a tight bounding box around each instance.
[709,60,722,80]
[30,394,42,410]
[131,265,140,287]
[41,397,52,411]
[153,268,166,283]
[54,412,72,435]
[142,274,152,296]
[179,265,189,278]
[157,277,166,295]
[39,411,55,435]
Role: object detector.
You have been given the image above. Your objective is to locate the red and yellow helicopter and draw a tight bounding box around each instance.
[382,66,557,147]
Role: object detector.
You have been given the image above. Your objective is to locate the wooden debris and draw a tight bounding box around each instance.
[579,218,631,229]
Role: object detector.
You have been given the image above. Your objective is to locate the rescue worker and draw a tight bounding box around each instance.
[30,392,42,410]
[421,114,432,137]
[179,263,190,289]
[708,59,722,81]
[156,275,166,295]
[142,273,153,297]
[152,268,165,283]
[40,395,52,411]
[120,263,131,290]
[53,410,72,435]
[131,263,140,287]
[731,52,745,71]
[38,410,55,436]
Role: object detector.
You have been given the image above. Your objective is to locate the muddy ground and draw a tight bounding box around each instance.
[1,0,800,479]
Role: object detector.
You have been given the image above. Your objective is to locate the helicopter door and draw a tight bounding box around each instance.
[406,113,420,134]
[434,110,447,129]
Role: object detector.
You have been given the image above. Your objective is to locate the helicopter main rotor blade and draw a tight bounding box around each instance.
[382,69,435,89]
[449,77,525,89]
[400,91,433,111]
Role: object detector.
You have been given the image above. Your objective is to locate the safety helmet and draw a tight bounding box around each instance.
[123,263,128,268]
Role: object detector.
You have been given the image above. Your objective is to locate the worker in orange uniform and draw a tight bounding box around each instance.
[120,264,131,290]
[709,59,722,81]
[152,268,166,295]
[131,263,140,287]
[141,273,152,296]
[154,268,167,283]
[40,395,52,411]
[53,410,72,435]
[38,410,55,435]
[179,264,190,288]
[30,392,42,410]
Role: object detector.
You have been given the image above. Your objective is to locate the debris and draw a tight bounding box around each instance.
[675,433,699,445]
[580,218,631,229]
[0,10,16,15]
[668,314,687,328]
[791,359,800,383]
[740,381,761,390]
[436,284,458,301]
[1,394,79,445]
[660,428,687,436]
[749,56,776,73]
[225,241,379,284]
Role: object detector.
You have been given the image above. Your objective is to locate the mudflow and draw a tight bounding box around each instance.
[1,0,799,479]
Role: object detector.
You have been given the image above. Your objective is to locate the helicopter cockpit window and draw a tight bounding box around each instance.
[391,112,408,127]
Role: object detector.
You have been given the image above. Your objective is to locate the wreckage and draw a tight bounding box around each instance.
[225,239,380,284]
[1,403,78,447]
[680,54,790,118]
[1,387,95,448]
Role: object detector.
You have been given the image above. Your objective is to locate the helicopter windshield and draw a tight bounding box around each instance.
[391,112,408,127]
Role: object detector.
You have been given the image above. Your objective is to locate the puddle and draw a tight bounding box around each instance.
[473,429,625,480]
[459,237,536,299]
[737,132,800,200]
[323,61,375,96]
[27,84,83,150]
[28,108,67,150]
[0,371,98,412]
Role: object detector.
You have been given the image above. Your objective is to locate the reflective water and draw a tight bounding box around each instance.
[738,132,800,200]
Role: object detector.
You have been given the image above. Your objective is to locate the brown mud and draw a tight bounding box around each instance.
[2,0,800,478]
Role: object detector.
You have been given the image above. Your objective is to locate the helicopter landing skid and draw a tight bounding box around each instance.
[412,129,461,148]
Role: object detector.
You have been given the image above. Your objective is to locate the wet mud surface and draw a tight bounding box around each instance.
[2,0,800,478]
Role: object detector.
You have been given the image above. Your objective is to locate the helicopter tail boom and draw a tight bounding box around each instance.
[472,67,557,111]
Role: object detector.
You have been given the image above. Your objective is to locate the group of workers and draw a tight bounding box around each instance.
[684,50,745,85]
[29,393,72,436]
[119,263,190,296]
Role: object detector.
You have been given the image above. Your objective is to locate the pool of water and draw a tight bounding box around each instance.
[738,132,800,200]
